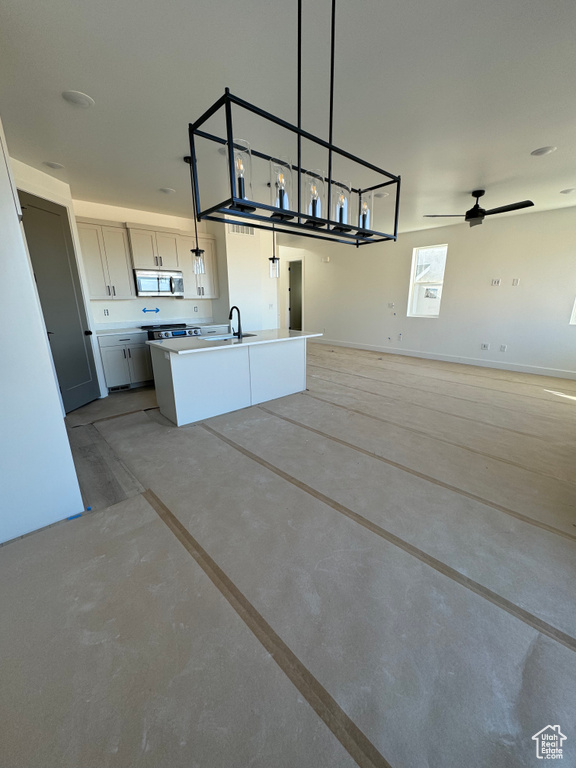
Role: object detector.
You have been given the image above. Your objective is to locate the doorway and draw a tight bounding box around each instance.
[19,191,100,413]
[288,260,303,331]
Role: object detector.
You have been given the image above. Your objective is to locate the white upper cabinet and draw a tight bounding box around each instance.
[78,222,135,300]
[128,227,179,270]
[178,235,219,299]
[155,232,179,269]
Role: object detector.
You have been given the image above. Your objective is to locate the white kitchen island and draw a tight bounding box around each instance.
[147,329,322,426]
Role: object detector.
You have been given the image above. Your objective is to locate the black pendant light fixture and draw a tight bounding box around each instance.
[190,165,205,275]
[185,0,401,247]
[269,225,280,279]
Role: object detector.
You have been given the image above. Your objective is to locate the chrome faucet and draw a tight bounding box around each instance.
[228,306,243,338]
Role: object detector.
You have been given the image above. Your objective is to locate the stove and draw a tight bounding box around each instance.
[142,323,202,340]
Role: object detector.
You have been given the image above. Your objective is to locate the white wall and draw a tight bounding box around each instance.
[0,128,83,543]
[72,199,215,329]
[216,225,279,331]
[294,207,576,378]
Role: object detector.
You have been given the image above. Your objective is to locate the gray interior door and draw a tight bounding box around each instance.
[19,191,100,413]
[288,260,302,331]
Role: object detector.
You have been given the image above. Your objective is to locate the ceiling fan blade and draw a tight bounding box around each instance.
[423,214,465,218]
[485,200,534,216]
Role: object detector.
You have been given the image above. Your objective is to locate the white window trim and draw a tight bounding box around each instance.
[407,243,448,319]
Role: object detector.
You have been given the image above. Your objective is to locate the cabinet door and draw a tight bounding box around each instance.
[100,346,131,387]
[77,223,110,299]
[156,232,179,269]
[198,239,219,298]
[127,344,153,383]
[101,227,135,299]
[128,228,158,269]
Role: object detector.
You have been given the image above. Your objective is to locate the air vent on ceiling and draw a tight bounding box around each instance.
[228,223,255,236]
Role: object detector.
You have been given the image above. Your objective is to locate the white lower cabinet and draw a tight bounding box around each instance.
[98,333,153,389]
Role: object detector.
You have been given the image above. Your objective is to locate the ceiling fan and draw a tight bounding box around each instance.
[424,189,534,227]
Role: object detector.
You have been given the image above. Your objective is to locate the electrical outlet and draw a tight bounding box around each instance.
[103,309,109,316]
[194,306,198,312]
[500,344,508,352]
[491,279,501,287]
[481,343,490,350]
[512,278,520,286]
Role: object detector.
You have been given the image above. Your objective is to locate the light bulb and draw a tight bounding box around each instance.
[236,156,245,177]
[311,183,319,200]
[277,172,285,189]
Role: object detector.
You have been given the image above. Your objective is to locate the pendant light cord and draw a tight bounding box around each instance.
[297,0,302,222]
[326,0,336,221]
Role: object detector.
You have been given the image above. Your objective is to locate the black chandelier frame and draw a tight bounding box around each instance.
[184,0,401,247]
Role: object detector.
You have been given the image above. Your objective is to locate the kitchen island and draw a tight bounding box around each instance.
[147,329,322,426]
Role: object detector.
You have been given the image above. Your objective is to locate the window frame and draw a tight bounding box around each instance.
[407,243,448,319]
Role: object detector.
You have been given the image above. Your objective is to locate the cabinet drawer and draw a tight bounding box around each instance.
[98,332,148,348]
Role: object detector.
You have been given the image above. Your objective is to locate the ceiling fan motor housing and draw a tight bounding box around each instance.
[465,204,486,225]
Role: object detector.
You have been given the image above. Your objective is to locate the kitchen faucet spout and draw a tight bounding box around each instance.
[228,306,243,338]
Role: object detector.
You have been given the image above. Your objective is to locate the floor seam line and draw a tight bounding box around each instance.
[199,423,576,653]
[310,349,576,395]
[307,372,547,439]
[302,391,575,485]
[257,406,576,543]
[141,488,392,768]
[308,362,576,422]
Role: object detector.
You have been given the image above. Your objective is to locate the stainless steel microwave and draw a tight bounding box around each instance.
[134,269,184,297]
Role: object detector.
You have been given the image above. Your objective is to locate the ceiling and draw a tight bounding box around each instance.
[1,0,576,234]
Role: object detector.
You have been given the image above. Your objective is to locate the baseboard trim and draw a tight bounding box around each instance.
[309,339,576,380]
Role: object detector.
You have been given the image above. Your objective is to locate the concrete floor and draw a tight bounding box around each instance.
[2,344,576,767]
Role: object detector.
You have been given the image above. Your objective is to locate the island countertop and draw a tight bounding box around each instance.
[146,329,322,355]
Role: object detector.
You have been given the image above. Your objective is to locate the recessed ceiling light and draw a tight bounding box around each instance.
[530,146,557,156]
[159,187,176,194]
[62,90,95,108]
[560,188,576,195]
[43,161,64,170]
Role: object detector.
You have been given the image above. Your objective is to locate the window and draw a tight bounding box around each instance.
[407,244,448,317]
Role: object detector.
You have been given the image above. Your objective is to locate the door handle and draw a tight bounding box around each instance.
[170,277,175,294]
[128,349,132,358]
[107,285,111,295]
[159,256,163,267]
[84,330,93,336]
[112,285,116,296]
[123,349,126,358]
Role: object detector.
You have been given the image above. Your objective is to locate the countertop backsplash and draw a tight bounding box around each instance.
[90,297,213,331]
